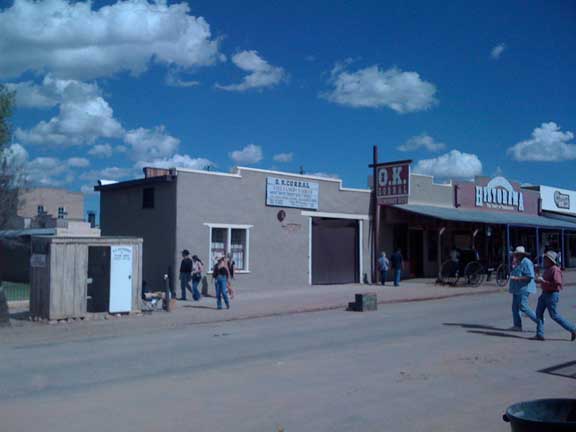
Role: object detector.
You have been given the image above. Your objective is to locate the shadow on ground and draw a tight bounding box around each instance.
[539,360,576,380]
[444,322,513,331]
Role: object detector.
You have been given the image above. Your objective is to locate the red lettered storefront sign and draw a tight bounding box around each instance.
[376,162,410,205]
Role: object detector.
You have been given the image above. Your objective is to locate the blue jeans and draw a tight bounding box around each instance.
[191,274,202,301]
[216,275,230,309]
[393,269,401,286]
[511,293,538,328]
[179,273,191,300]
[380,270,387,285]
[536,291,576,337]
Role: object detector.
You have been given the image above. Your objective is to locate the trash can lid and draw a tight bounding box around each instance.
[507,399,576,424]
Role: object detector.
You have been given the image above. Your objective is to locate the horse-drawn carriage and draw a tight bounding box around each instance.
[439,249,509,287]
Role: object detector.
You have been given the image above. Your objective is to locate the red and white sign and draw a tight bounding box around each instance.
[376,162,410,205]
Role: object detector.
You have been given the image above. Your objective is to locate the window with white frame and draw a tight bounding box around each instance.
[207,225,251,271]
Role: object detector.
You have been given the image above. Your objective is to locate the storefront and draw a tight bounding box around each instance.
[374,166,576,278]
[525,185,576,268]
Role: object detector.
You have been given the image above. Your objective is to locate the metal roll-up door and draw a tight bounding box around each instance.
[312,218,359,284]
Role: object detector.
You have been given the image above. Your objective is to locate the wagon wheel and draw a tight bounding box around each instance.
[496,264,510,287]
[440,260,460,286]
[464,261,484,287]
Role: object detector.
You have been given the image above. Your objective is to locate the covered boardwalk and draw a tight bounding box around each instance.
[390,204,576,277]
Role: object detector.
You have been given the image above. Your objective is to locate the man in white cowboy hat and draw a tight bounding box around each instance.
[533,250,576,341]
[508,246,538,331]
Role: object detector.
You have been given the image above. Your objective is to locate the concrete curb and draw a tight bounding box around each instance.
[177,287,507,327]
[180,282,575,326]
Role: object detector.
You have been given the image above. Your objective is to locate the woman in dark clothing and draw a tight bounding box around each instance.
[190,255,204,301]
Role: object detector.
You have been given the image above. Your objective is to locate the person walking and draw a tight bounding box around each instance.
[214,256,231,310]
[390,249,403,287]
[508,246,538,331]
[533,251,576,341]
[178,249,193,300]
[378,252,390,285]
[191,255,204,301]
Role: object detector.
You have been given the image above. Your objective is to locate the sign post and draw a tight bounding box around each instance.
[369,149,411,283]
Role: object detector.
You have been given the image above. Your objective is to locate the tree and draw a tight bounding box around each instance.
[0,84,20,230]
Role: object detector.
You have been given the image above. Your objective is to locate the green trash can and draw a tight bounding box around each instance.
[503,399,576,431]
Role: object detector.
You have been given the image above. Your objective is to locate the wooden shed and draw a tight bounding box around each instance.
[30,236,143,320]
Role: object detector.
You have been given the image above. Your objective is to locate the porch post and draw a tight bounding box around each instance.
[561,229,565,269]
[372,145,379,284]
[535,226,540,267]
[506,224,511,269]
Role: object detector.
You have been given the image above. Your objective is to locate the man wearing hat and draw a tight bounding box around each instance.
[534,250,576,341]
[178,249,193,300]
[508,246,538,331]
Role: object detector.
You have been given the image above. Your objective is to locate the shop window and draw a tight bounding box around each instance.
[210,228,228,266]
[58,207,66,219]
[231,229,246,270]
[142,187,155,209]
[208,225,251,271]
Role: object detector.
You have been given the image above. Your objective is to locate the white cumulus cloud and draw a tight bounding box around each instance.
[322,65,437,113]
[413,150,483,180]
[124,126,180,162]
[2,143,28,170]
[26,156,72,186]
[229,144,263,164]
[80,166,136,182]
[491,43,506,60]
[507,122,576,162]
[88,144,113,158]
[308,172,340,180]
[273,152,293,163]
[165,70,200,88]
[67,157,90,168]
[216,50,286,92]
[135,154,214,170]
[0,0,222,80]
[398,134,446,152]
[14,77,124,146]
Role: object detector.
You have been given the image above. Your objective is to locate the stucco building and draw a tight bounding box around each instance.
[11,187,84,229]
[97,167,372,293]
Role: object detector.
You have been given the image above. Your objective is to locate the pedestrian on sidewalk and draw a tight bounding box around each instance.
[533,251,576,341]
[390,249,403,286]
[508,246,538,331]
[178,249,193,301]
[378,252,390,285]
[191,255,204,301]
[214,256,231,310]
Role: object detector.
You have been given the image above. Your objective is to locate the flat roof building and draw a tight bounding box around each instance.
[97,167,372,293]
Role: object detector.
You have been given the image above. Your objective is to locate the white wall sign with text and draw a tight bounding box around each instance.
[266,176,319,210]
[540,185,576,216]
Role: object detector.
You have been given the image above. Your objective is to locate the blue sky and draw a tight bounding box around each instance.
[1,0,575,216]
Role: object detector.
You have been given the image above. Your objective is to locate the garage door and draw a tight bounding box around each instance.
[312,218,359,284]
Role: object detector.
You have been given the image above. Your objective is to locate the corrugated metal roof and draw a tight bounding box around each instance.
[395,204,576,230]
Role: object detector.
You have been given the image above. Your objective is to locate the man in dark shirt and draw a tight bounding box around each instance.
[179,249,193,300]
[390,249,403,287]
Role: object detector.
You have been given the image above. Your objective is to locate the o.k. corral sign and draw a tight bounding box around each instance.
[266,176,319,210]
[375,161,411,205]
